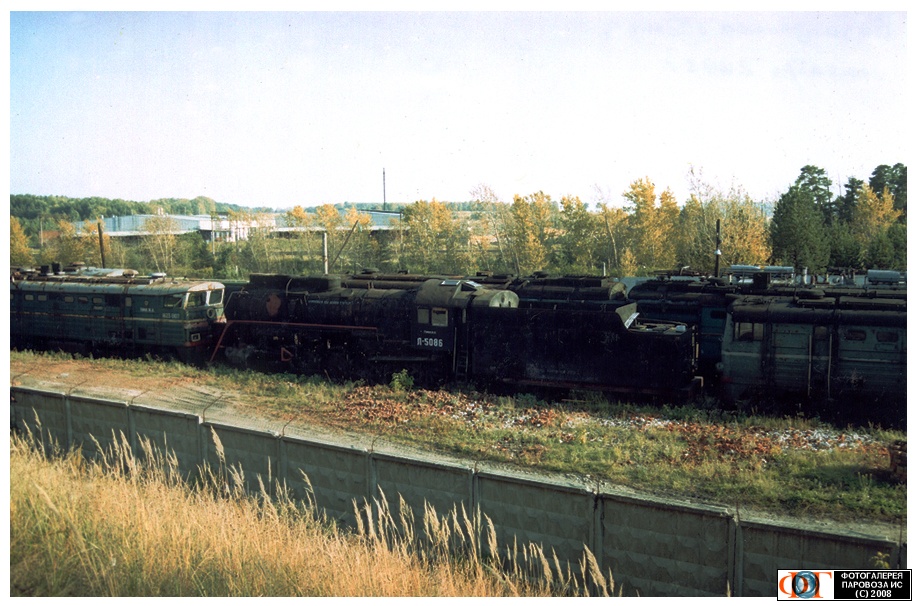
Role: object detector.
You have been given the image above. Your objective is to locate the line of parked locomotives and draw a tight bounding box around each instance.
[10,264,906,425]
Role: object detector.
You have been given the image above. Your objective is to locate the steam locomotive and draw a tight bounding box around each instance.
[214,271,696,396]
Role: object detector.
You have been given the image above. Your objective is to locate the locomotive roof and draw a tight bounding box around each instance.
[11,275,224,296]
[729,295,906,327]
[415,278,519,308]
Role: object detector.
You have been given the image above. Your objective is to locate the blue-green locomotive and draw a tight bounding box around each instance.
[11,264,226,361]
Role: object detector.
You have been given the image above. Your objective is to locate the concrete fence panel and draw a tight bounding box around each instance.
[737,519,903,597]
[371,453,473,541]
[202,422,281,493]
[280,434,370,528]
[598,493,734,597]
[11,387,69,447]
[9,386,907,597]
[475,471,595,575]
[68,395,131,459]
[129,405,204,478]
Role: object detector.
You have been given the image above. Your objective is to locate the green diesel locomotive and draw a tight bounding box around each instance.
[11,264,226,361]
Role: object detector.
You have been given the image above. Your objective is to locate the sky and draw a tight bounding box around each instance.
[7,7,910,210]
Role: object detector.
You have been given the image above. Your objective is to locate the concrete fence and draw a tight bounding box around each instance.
[10,385,906,597]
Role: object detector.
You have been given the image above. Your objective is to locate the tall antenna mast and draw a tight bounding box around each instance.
[383,168,387,211]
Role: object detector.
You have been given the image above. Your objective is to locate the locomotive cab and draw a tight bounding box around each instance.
[411,279,519,353]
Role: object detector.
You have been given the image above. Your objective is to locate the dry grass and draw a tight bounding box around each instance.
[10,427,617,597]
[10,351,905,523]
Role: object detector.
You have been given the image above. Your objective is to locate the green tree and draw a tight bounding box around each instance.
[794,164,834,221]
[886,222,907,269]
[769,179,829,272]
[828,177,864,225]
[825,221,861,269]
[596,203,628,275]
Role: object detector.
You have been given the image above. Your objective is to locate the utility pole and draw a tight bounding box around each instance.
[383,168,387,211]
[97,218,106,268]
[714,219,722,278]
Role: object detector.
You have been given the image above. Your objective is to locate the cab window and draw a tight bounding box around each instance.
[734,321,763,342]
[208,289,224,306]
[186,292,205,308]
[431,308,449,327]
[163,294,184,308]
[844,329,867,342]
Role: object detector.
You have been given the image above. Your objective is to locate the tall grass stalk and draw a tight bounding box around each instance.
[10,427,618,597]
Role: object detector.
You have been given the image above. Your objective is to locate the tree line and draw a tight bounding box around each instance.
[9,163,906,279]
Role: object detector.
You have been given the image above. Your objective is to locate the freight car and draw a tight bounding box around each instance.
[213,272,697,397]
[720,294,906,425]
[10,264,226,361]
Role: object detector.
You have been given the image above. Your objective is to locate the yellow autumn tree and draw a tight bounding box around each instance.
[850,184,900,261]
[10,216,34,267]
[677,169,770,274]
[597,203,628,275]
[507,192,556,274]
[39,219,96,267]
[622,177,677,273]
[396,200,470,273]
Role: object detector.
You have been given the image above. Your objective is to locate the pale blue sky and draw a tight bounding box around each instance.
[8,9,909,209]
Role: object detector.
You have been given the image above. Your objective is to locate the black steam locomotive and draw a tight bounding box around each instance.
[214,272,697,397]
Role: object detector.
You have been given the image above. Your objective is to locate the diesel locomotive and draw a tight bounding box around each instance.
[10,263,226,361]
[626,268,907,424]
[721,293,906,424]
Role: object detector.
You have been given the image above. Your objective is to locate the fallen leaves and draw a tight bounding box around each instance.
[326,386,889,470]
